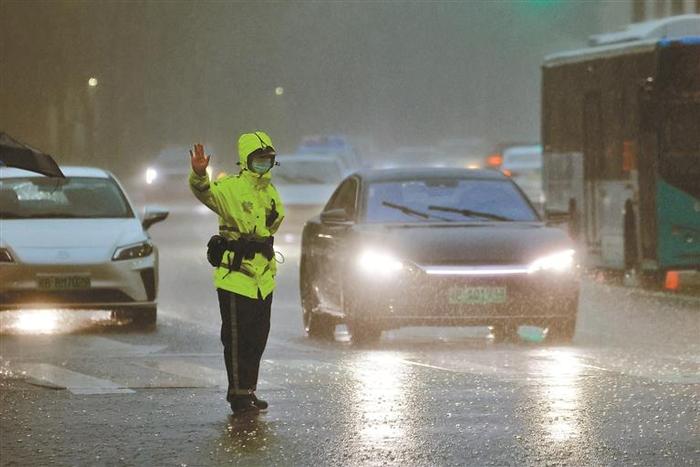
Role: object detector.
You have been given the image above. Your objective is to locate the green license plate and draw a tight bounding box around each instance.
[37,275,91,290]
[448,286,507,305]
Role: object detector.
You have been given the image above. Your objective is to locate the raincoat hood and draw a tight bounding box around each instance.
[238,131,276,180]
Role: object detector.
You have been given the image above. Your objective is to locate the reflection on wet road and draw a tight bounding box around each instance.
[1,201,698,465]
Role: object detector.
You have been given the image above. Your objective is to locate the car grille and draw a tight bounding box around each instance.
[0,289,135,305]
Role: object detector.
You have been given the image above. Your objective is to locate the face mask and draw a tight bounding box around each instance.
[251,159,273,174]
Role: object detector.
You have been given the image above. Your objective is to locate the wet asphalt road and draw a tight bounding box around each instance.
[1,197,699,466]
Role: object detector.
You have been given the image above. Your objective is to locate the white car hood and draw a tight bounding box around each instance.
[0,218,147,264]
[275,184,337,206]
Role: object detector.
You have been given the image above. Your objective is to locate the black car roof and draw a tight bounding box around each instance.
[353,167,507,183]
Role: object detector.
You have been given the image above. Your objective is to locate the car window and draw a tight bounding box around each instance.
[274,159,343,185]
[324,178,358,217]
[364,178,537,223]
[0,177,133,219]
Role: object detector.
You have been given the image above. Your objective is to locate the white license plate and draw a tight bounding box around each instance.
[37,275,91,290]
[448,286,507,305]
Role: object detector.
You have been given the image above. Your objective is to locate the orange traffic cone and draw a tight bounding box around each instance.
[664,271,680,291]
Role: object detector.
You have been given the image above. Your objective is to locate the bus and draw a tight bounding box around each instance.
[541,15,700,285]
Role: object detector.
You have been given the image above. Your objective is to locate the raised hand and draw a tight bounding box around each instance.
[190,143,211,176]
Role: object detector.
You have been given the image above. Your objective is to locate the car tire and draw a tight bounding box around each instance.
[300,261,335,340]
[491,322,518,343]
[347,319,382,345]
[113,306,157,329]
[304,310,336,340]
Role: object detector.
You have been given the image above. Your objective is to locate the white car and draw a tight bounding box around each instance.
[501,145,545,207]
[273,154,348,232]
[0,166,168,326]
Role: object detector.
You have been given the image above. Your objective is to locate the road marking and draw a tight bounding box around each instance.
[136,359,283,391]
[17,363,134,395]
[83,337,167,356]
[138,360,226,387]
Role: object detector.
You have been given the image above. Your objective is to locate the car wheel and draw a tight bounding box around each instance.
[300,264,335,340]
[304,310,336,340]
[491,321,518,343]
[347,319,382,345]
[113,306,157,329]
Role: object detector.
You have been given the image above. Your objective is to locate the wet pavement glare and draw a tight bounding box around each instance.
[1,201,698,466]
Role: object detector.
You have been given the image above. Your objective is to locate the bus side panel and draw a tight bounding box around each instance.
[656,180,700,270]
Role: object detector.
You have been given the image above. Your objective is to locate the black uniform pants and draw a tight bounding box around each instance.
[217,288,272,402]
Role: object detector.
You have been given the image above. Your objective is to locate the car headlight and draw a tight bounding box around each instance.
[357,250,403,277]
[112,240,153,261]
[146,168,158,185]
[0,247,14,263]
[528,249,575,273]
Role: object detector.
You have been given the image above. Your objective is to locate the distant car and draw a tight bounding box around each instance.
[383,146,451,168]
[297,135,361,170]
[143,145,217,201]
[0,167,168,327]
[274,154,348,233]
[300,167,579,343]
[501,145,545,207]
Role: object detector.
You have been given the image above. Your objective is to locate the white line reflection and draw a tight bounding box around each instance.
[350,352,409,444]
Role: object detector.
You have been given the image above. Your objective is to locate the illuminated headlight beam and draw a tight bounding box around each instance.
[145,168,158,185]
[357,250,403,276]
[528,249,575,273]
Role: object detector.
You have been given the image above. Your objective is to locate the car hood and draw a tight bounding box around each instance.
[354,222,573,265]
[275,184,336,206]
[0,218,147,264]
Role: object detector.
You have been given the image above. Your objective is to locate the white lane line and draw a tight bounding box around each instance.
[138,360,226,388]
[17,363,134,395]
[137,359,283,391]
[83,337,167,356]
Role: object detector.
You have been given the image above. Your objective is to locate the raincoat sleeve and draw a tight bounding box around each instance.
[188,170,226,216]
[267,185,285,234]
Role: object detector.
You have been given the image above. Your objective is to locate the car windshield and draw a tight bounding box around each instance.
[275,159,343,185]
[0,176,133,219]
[364,178,538,223]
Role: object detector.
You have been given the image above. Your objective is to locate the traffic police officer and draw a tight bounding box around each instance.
[189,131,284,414]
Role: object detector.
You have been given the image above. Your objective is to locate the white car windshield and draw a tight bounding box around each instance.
[274,159,342,185]
[0,177,133,219]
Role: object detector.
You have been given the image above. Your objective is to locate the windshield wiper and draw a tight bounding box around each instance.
[381,201,452,221]
[427,205,512,221]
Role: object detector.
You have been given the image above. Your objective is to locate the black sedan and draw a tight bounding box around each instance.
[299,168,579,343]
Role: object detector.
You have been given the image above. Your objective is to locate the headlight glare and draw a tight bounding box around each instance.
[146,168,158,185]
[528,249,575,273]
[357,250,403,276]
[112,241,153,261]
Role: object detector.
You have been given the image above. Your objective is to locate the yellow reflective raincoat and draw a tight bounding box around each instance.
[189,132,285,299]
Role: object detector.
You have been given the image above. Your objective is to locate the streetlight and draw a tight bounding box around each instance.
[88,77,99,88]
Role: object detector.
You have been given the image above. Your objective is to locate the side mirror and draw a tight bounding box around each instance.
[545,208,570,225]
[320,208,351,224]
[142,206,169,230]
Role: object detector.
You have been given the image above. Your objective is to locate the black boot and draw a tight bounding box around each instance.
[250,392,268,410]
[230,396,259,415]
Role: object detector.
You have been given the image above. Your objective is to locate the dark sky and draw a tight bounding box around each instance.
[0,1,624,174]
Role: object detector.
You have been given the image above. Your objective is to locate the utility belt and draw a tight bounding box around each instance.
[207,234,274,271]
